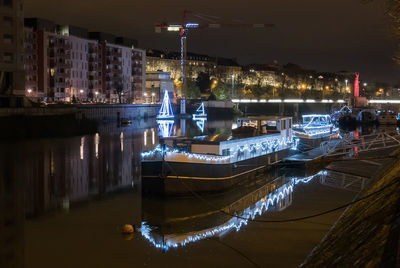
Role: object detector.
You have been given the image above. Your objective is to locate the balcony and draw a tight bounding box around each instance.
[56,62,72,68]
[24,58,37,65]
[57,53,71,59]
[24,69,37,75]
[109,68,122,74]
[55,43,72,50]
[106,76,120,82]
[89,48,99,54]
[55,72,70,78]
[55,82,66,88]
[107,51,122,57]
[24,47,37,54]
[107,60,122,65]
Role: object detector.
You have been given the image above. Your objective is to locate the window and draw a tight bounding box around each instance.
[3,0,12,8]
[3,34,13,44]
[3,52,13,63]
[3,16,13,26]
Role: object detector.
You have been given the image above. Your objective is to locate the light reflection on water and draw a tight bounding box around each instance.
[0,118,382,266]
[139,171,326,251]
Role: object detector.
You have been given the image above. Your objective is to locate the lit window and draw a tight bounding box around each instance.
[50,68,55,77]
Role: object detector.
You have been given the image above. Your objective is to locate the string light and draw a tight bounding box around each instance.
[157,90,174,119]
[139,171,325,251]
[142,136,293,163]
[193,102,207,119]
[293,114,338,138]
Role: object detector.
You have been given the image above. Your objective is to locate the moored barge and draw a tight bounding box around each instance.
[141,116,293,196]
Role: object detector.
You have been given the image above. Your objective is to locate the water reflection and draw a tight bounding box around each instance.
[139,171,326,251]
[157,120,175,138]
[194,118,207,133]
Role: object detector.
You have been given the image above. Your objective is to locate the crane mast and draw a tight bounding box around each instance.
[155,10,274,98]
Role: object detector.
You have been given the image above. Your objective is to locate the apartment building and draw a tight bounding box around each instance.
[23,18,146,103]
[132,48,146,102]
[0,0,25,105]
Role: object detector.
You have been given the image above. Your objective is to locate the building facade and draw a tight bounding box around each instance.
[0,0,25,102]
[145,71,174,103]
[23,18,146,103]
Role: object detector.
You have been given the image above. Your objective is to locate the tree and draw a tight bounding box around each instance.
[115,75,131,104]
[212,81,229,100]
[196,72,211,94]
[185,79,201,99]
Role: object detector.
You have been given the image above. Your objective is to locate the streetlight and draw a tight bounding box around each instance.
[231,74,235,99]
[27,89,32,94]
[144,92,148,103]
[151,92,155,103]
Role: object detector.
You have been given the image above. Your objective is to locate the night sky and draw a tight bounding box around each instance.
[25,0,400,85]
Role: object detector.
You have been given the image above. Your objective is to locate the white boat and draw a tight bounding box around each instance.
[377,110,397,125]
[192,102,207,119]
[141,116,293,195]
[293,114,339,140]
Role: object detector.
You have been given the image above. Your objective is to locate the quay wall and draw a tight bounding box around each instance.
[0,104,160,122]
[76,104,160,122]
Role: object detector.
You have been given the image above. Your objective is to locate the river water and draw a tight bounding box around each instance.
[0,119,374,267]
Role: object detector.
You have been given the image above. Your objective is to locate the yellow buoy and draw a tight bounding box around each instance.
[122,224,134,234]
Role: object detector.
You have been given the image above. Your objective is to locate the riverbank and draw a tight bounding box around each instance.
[301,147,400,267]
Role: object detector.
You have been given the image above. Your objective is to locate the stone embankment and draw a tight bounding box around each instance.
[301,147,400,267]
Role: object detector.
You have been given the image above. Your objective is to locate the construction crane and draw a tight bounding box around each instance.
[155,10,274,93]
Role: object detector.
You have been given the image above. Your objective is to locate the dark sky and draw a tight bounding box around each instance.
[25,0,400,84]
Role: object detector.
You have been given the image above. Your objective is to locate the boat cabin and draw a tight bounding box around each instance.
[236,116,292,135]
[158,116,293,163]
[301,114,332,127]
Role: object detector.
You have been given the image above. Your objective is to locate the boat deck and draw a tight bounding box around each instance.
[284,139,342,163]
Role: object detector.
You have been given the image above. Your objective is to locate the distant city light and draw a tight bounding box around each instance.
[167,25,181,31]
[269,99,282,103]
[185,23,199,28]
[305,99,315,103]
[284,99,304,103]
[369,100,400,104]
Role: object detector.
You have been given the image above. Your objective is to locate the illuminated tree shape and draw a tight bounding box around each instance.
[354,72,359,97]
[157,90,174,119]
[193,102,207,119]
[157,120,175,137]
[194,118,207,133]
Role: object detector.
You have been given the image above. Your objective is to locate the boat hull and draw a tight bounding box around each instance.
[141,149,290,196]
